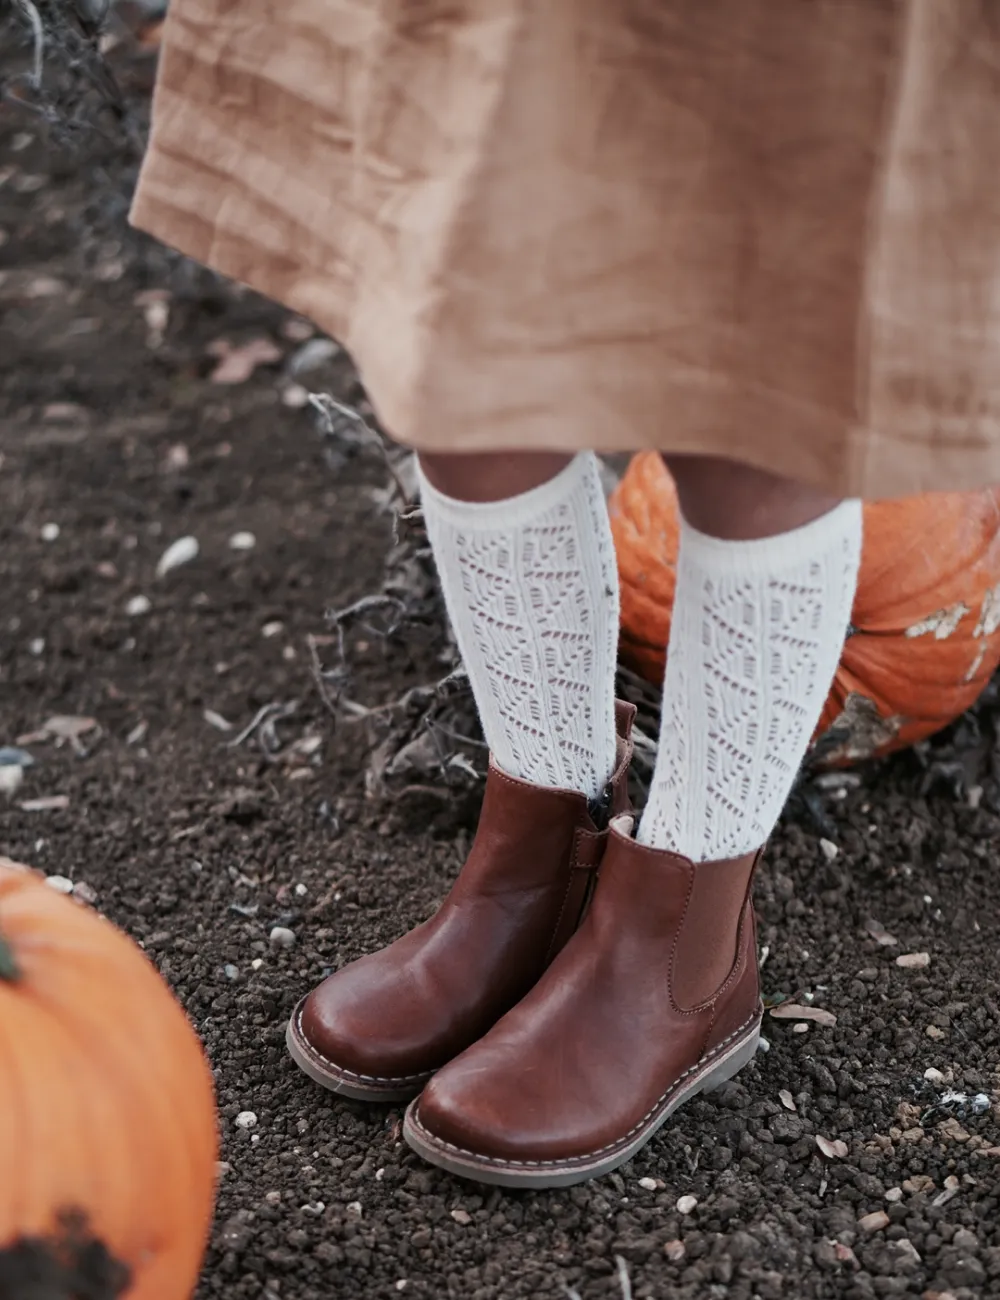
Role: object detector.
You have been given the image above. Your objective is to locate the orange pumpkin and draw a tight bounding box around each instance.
[610,452,1000,763]
[0,861,218,1299]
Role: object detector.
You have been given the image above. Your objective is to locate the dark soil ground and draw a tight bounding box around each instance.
[3,27,1000,1300]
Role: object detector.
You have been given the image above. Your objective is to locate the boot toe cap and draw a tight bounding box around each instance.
[412,1051,596,1164]
[296,966,432,1081]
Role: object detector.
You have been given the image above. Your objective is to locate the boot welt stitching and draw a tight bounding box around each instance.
[409,1007,761,1169]
[291,1005,433,1087]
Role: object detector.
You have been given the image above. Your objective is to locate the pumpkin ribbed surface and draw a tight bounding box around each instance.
[609,452,1000,763]
[0,861,217,1299]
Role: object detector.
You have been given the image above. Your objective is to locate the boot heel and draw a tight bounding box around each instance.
[701,1024,760,1093]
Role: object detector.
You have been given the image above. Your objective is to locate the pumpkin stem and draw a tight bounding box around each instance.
[0,930,20,982]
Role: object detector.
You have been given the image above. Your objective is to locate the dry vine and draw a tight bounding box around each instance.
[307,395,665,803]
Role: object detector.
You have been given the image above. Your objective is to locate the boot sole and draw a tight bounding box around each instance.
[285,1000,432,1103]
[403,1010,762,1188]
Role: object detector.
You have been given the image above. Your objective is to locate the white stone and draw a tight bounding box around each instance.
[126,594,152,617]
[0,766,24,798]
[676,1195,698,1215]
[41,522,60,542]
[234,1111,258,1129]
[45,874,74,894]
[638,1177,658,1192]
[269,926,296,948]
[229,531,256,551]
[156,535,200,577]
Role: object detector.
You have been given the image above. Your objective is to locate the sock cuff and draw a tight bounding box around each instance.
[679,499,863,578]
[416,452,598,529]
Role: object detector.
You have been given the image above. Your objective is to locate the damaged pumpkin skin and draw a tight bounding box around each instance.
[609,453,1000,763]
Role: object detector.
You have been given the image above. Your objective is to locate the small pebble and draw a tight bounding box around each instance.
[72,880,97,904]
[896,951,931,969]
[450,1209,472,1226]
[269,926,296,949]
[250,1134,260,1145]
[281,383,311,409]
[29,638,45,656]
[126,595,152,617]
[262,620,284,638]
[0,766,24,798]
[858,1210,890,1234]
[40,522,60,542]
[792,1022,809,1034]
[638,1177,657,1192]
[264,1191,281,1205]
[45,875,75,894]
[216,1162,232,1177]
[375,1168,385,1182]
[757,1035,771,1053]
[156,535,200,577]
[229,531,256,551]
[923,1067,945,1083]
[294,882,308,897]
[289,336,339,375]
[885,1187,903,1203]
[234,1111,257,1129]
[676,1195,698,1215]
[347,1202,363,1218]
[396,1283,409,1293]
[663,1240,686,1263]
[819,838,838,861]
[224,964,239,981]
[251,957,264,971]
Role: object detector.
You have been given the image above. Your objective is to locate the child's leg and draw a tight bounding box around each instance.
[418,450,619,799]
[287,451,628,1101]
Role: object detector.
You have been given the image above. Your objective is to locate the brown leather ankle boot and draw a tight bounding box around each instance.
[403,816,763,1186]
[286,703,636,1101]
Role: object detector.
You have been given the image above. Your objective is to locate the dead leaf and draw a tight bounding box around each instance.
[864,918,898,946]
[208,337,282,384]
[770,1003,837,1027]
[19,795,70,812]
[19,715,98,749]
[815,1135,848,1159]
[48,715,96,739]
[779,1089,796,1112]
[896,952,931,969]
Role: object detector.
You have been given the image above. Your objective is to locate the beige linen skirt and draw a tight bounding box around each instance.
[131,0,1000,498]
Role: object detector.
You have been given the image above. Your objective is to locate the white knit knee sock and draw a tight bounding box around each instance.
[418,453,619,799]
[638,503,863,860]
